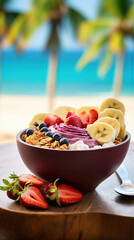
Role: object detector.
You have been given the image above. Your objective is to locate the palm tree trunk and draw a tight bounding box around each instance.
[47,50,58,113]
[113,54,124,98]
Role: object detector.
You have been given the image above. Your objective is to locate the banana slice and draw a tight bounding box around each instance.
[99,98,125,114]
[118,124,126,140]
[29,113,48,128]
[76,106,99,116]
[54,106,76,120]
[96,117,120,138]
[99,108,124,129]
[87,122,116,145]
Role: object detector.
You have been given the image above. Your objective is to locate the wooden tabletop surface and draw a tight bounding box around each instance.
[0,142,134,240]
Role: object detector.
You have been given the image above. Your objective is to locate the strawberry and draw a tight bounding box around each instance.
[18,174,44,188]
[54,115,64,124]
[0,173,45,201]
[66,111,75,118]
[57,184,83,205]
[0,177,22,200]
[79,109,98,127]
[88,109,98,124]
[39,180,49,194]
[0,173,48,209]
[20,186,48,209]
[43,179,83,206]
[44,114,57,127]
[79,111,90,128]
[65,113,83,128]
[7,190,19,200]
[44,114,64,126]
[42,179,59,203]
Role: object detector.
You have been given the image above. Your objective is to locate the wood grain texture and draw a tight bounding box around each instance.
[0,142,134,240]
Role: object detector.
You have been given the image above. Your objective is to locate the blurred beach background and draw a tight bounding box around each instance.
[0,0,134,144]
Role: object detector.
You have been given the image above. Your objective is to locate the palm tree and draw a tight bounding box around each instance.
[77,0,134,97]
[2,0,86,112]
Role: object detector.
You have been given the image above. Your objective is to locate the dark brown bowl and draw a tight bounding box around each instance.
[16,130,130,193]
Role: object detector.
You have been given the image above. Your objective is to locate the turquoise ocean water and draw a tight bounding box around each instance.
[1,50,134,96]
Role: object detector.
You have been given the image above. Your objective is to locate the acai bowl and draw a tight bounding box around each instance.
[17,98,130,193]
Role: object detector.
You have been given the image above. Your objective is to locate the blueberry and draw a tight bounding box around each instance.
[53,133,62,141]
[59,138,69,146]
[34,122,39,127]
[45,131,53,138]
[39,122,47,129]
[40,127,49,133]
[26,128,34,136]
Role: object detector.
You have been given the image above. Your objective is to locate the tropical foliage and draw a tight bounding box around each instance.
[0,0,18,39]
[77,0,134,96]
[3,0,86,111]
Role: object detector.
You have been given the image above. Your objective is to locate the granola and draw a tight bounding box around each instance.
[22,126,69,150]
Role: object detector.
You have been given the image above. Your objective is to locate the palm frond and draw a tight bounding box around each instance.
[76,32,109,70]
[126,3,134,20]
[98,0,132,18]
[2,14,26,47]
[78,18,118,44]
[98,50,113,77]
[109,31,124,54]
[67,7,86,32]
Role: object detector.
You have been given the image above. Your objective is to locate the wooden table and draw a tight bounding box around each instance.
[0,142,134,240]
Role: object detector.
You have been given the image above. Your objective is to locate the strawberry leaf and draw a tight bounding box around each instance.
[0,186,9,191]
[9,172,18,180]
[3,179,10,185]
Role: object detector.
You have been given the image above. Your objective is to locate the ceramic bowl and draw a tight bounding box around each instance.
[16,130,130,193]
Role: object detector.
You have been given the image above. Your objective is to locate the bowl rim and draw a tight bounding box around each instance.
[16,129,131,152]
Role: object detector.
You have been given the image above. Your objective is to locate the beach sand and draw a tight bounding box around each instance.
[0,95,134,144]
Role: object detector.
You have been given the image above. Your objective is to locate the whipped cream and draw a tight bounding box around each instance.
[69,140,115,150]
[69,140,89,150]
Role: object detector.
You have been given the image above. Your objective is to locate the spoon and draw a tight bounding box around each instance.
[114,163,134,196]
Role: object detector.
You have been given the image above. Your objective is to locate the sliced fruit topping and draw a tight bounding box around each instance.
[54,115,64,124]
[89,109,98,124]
[99,98,125,114]
[87,122,116,144]
[79,109,98,127]
[66,111,75,118]
[54,106,76,120]
[76,106,99,116]
[79,111,90,128]
[118,124,126,140]
[26,128,34,136]
[29,113,48,128]
[96,116,120,138]
[20,186,48,209]
[42,179,83,206]
[44,114,64,127]
[65,112,83,128]
[44,114,57,127]
[99,108,124,128]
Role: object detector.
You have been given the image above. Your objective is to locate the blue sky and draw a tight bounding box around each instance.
[5,0,100,50]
